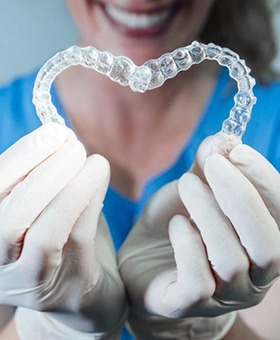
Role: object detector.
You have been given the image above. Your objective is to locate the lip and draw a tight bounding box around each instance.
[99,2,184,38]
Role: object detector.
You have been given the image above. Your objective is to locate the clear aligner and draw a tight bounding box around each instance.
[33,41,256,141]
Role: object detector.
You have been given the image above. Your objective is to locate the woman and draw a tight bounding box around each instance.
[0,0,280,338]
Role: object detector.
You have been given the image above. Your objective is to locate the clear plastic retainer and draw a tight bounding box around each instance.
[33,41,256,144]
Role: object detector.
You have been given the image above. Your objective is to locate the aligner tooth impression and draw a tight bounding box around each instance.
[33,42,256,150]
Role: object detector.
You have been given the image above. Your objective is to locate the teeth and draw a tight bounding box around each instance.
[105,5,170,29]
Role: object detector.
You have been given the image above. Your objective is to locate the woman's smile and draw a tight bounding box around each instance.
[67,0,214,64]
[101,2,183,38]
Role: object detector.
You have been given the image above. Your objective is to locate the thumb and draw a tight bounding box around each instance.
[191,133,241,181]
[190,136,216,181]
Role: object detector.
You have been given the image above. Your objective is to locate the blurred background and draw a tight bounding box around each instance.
[0,0,78,85]
[0,0,280,85]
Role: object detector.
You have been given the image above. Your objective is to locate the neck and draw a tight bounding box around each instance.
[56,61,219,198]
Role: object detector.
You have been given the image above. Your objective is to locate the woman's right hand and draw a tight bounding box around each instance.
[0,123,126,338]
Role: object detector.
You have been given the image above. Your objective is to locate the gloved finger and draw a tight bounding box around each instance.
[229,144,280,224]
[0,138,86,265]
[204,154,280,286]
[94,214,119,275]
[190,136,215,181]
[142,181,187,239]
[20,154,110,280]
[178,173,250,287]
[70,156,110,241]
[66,157,110,277]
[145,214,215,318]
[0,123,66,201]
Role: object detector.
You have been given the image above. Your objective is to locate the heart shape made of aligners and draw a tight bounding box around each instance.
[33,41,256,147]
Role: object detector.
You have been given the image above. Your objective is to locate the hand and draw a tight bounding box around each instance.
[118,135,280,338]
[0,123,126,337]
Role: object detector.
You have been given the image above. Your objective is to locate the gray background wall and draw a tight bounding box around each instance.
[0,0,78,85]
[0,0,280,85]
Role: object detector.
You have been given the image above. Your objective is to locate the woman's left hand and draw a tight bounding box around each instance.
[118,137,280,337]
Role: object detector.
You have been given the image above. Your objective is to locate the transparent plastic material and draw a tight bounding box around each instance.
[33,41,256,143]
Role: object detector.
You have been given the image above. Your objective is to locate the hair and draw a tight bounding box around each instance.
[200,0,278,83]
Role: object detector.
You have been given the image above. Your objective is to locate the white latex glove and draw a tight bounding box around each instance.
[118,135,280,339]
[0,123,126,339]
